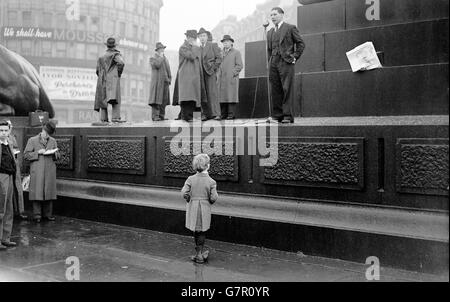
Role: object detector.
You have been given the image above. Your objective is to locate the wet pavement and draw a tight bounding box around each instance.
[0,217,447,282]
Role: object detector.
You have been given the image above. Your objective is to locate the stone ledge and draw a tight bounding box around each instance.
[56,179,449,243]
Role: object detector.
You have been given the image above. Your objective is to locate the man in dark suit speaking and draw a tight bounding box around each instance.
[267,7,305,123]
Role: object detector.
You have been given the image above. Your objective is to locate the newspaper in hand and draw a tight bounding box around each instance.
[44,148,59,155]
[346,42,382,73]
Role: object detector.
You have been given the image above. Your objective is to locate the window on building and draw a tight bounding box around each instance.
[141,27,145,42]
[21,40,32,56]
[119,22,126,37]
[87,44,98,60]
[6,40,18,52]
[138,52,144,67]
[56,14,66,28]
[132,50,138,65]
[8,11,18,26]
[133,25,138,39]
[138,81,144,99]
[56,42,67,58]
[91,16,100,32]
[115,0,125,10]
[22,11,32,27]
[42,41,52,57]
[42,12,53,28]
[76,43,86,59]
[98,44,105,56]
[78,15,87,31]
[104,19,115,36]
[130,80,137,97]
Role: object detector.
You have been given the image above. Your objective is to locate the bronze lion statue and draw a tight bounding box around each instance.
[0,44,54,118]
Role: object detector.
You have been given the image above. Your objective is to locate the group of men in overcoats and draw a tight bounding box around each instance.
[95,7,305,124]
[150,29,243,122]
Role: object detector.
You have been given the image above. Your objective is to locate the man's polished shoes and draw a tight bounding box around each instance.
[20,214,28,220]
[281,119,293,124]
[2,241,17,247]
[44,217,56,221]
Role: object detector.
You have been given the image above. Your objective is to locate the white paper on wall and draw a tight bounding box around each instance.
[346,42,383,73]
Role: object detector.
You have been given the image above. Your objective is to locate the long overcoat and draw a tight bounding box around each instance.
[182,173,219,232]
[24,134,60,201]
[148,55,172,106]
[218,48,243,104]
[172,41,207,107]
[94,48,125,111]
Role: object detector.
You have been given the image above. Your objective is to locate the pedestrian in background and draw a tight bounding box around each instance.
[24,121,60,223]
[149,42,172,121]
[182,154,219,264]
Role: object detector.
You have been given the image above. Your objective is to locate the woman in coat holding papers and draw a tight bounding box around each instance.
[24,121,60,223]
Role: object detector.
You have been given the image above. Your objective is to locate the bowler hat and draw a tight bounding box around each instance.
[155,42,166,51]
[221,35,234,43]
[105,37,117,48]
[43,121,56,135]
[198,28,208,36]
[185,30,198,39]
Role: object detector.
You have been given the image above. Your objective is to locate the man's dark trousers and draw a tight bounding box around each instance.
[269,55,295,122]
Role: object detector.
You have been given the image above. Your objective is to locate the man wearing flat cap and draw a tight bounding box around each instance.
[198,28,222,121]
[94,37,126,124]
[24,121,60,223]
[149,42,172,121]
[218,35,243,120]
[173,30,207,122]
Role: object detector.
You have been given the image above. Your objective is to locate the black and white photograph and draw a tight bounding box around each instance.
[0,0,448,289]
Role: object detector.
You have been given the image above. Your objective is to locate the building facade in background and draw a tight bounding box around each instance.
[211,0,300,75]
[0,0,163,124]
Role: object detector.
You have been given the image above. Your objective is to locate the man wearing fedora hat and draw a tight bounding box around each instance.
[173,30,207,122]
[218,35,243,120]
[94,37,126,124]
[198,28,222,121]
[149,42,172,121]
[24,121,60,223]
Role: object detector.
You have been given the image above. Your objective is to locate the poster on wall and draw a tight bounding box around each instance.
[40,66,97,101]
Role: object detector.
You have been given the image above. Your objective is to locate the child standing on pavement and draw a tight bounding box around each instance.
[182,154,219,264]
